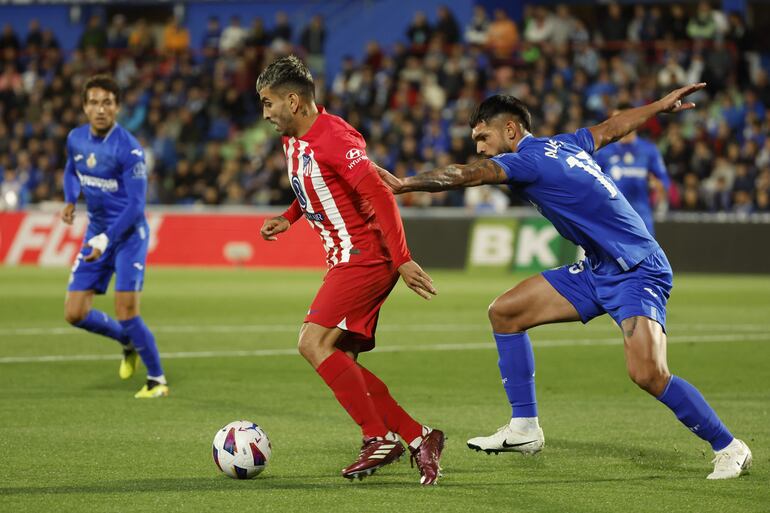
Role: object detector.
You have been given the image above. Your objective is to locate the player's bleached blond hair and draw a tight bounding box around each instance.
[256,55,315,100]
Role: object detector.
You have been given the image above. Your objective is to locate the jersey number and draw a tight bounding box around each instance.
[566,151,618,198]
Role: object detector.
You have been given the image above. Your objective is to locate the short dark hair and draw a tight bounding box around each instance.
[256,55,315,99]
[82,74,120,105]
[469,95,532,132]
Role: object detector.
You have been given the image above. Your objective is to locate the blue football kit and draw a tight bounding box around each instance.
[64,123,149,294]
[490,128,672,329]
[486,128,736,457]
[63,121,165,385]
[594,138,669,236]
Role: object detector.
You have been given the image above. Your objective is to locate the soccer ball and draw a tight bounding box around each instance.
[212,420,272,479]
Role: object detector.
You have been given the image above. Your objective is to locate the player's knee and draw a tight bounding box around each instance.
[297,336,312,359]
[296,332,325,360]
[628,365,670,395]
[64,308,87,325]
[488,297,527,332]
[115,301,139,321]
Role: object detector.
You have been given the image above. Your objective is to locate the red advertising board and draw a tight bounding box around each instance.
[0,211,325,268]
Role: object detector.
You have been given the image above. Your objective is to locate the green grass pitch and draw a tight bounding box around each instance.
[0,267,768,512]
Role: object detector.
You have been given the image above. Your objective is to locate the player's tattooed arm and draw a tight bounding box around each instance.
[376,160,508,194]
[589,82,706,151]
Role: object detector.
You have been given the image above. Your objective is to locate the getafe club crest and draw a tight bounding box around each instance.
[86,152,97,168]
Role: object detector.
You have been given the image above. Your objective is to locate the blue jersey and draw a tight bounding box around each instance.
[491,128,659,273]
[63,123,148,243]
[594,138,669,235]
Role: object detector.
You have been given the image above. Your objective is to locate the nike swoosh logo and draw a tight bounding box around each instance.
[502,440,537,448]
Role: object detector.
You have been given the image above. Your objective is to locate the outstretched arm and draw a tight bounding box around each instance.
[588,82,706,152]
[376,159,508,194]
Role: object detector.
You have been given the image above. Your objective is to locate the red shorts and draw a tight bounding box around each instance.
[305,261,399,353]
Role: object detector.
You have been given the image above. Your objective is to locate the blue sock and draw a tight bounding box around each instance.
[119,316,164,378]
[657,375,733,451]
[75,310,130,346]
[494,332,537,418]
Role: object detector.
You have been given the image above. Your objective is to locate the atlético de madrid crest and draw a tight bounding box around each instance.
[86,153,97,168]
[301,153,312,176]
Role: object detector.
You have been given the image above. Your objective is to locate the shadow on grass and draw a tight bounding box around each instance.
[0,472,696,496]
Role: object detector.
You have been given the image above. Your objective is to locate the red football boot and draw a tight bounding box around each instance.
[410,429,445,485]
[341,435,405,480]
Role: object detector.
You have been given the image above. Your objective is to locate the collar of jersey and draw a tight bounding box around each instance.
[88,123,118,143]
[517,133,534,149]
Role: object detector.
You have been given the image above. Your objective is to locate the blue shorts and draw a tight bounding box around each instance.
[68,227,149,294]
[542,248,673,330]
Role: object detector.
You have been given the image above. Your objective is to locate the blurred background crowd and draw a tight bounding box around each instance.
[1,1,769,213]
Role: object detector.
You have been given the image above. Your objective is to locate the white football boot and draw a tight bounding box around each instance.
[467,418,544,455]
[707,438,752,480]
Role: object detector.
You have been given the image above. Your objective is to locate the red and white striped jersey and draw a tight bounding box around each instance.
[282,107,392,268]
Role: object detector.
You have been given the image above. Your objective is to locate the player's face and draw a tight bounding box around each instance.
[259,87,295,136]
[83,87,119,135]
[471,119,512,157]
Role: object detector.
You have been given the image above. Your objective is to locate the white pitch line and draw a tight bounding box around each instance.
[0,332,767,364]
[1,322,770,337]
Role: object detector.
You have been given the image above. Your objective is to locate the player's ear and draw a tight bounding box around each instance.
[287,92,300,114]
[504,120,518,142]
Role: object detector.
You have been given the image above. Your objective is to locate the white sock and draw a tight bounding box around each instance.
[510,417,539,431]
[409,425,433,450]
[148,375,167,385]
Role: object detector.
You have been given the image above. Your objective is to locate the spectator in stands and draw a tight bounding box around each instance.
[550,4,578,46]
[658,56,687,88]
[486,9,518,60]
[524,6,556,45]
[0,64,22,95]
[599,3,627,46]
[247,17,270,47]
[464,5,489,46]
[300,15,326,75]
[627,5,645,43]
[272,12,292,45]
[663,4,687,41]
[434,5,460,45]
[128,18,154,56]
[40,28,60,51]
[220,15,247,53]
[26,19,44,49]
[0,23,21,56]
[202,16,222,51]
[107,14,130,50]
[642,6,666,42]
[407,11,432,55]
[162,16,191,55]
[79,15,108,52]
[688,1,719,40]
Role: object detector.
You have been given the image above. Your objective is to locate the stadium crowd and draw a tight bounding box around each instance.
[1,2,769,213]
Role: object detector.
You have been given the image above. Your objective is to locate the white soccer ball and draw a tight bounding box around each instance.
[212,420,272,479]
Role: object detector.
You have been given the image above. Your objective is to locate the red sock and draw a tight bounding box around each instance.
[316,351,388,438]
[358,364,424,445]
